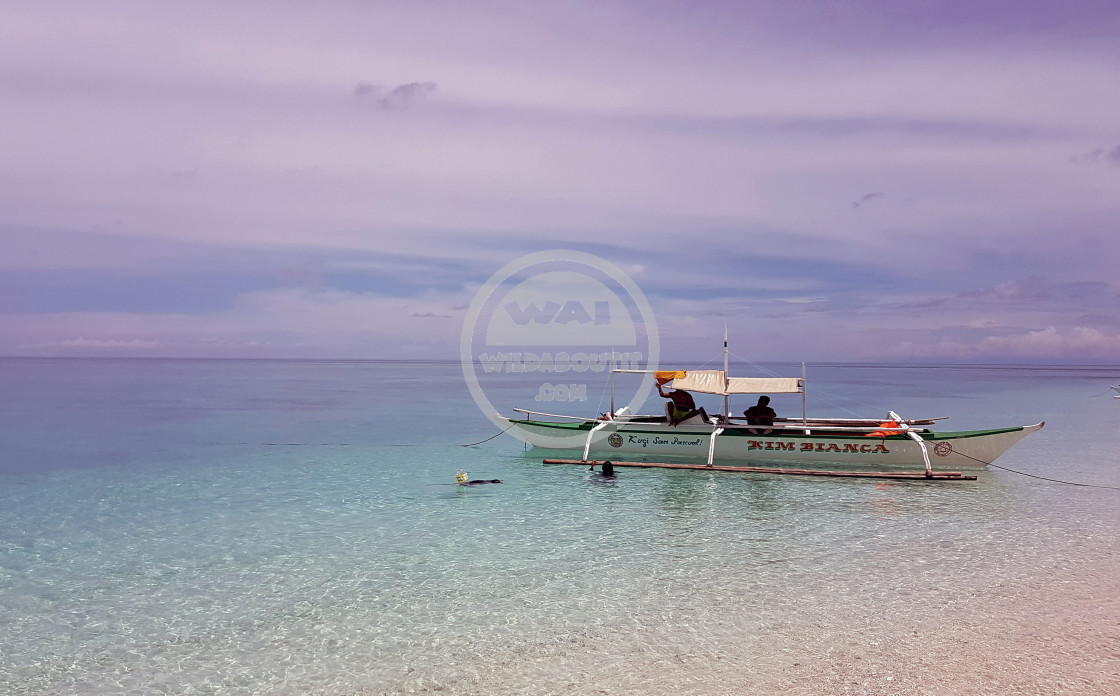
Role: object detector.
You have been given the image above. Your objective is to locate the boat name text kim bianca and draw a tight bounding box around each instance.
[746,440,892,454]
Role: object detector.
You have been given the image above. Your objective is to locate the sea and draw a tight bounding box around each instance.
[1,358,1118,695]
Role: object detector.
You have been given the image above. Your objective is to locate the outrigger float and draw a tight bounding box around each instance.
[499,343,1043,480]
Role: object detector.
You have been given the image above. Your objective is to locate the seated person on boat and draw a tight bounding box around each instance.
[743,395,776,426]
[657,381,710,426]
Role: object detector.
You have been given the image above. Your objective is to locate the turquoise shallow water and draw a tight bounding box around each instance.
[1,359,1118,694]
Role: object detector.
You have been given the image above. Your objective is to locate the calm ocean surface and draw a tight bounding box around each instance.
[1,359,1118,695]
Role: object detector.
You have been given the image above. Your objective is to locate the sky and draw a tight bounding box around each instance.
[2,0,1119,363]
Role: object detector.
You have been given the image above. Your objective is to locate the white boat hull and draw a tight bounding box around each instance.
[502,418,1044,469]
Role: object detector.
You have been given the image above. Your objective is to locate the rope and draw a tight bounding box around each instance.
[460,423,516,447]
[949,449,1120,490]
[594,374,609,418]
[988,463,1120,490]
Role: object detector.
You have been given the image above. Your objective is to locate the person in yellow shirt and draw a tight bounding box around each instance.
[658,382,710,426]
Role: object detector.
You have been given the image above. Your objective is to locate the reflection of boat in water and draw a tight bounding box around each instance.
[499,344,1043,475]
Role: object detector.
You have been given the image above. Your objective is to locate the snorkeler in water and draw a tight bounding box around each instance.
[588,460,616,481]
[455,470,501,486]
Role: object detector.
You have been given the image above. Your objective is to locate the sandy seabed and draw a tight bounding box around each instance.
[361,552,1119,696]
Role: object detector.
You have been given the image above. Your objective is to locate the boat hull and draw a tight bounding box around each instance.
[503,418,1044,469]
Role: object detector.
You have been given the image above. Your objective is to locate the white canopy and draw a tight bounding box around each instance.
[670,370,803,396]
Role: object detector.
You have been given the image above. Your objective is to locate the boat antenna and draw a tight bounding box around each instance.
[723,324,729,374]
[723,325,730,421]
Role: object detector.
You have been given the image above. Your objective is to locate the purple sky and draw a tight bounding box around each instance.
[3,0,1119,362]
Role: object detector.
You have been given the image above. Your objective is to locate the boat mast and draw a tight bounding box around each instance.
[609,351,615,415]
[802,362,808,425]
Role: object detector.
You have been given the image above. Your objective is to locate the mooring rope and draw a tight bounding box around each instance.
[947,449,1120,490]
[989,463,1120,490]
[460,423,517,447]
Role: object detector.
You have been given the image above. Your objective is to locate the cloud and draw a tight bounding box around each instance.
[2,1,1119,362]
[957,278,1115,309]
[23,337,161,350]
[354,81,437,109]
[156,167,200,182]
[1076,144,1120,167]
[891,325,1120,361]
[3,287,467,358]
[959,277,1050,303]
[978,326,1120,358]
[852,191,885,209]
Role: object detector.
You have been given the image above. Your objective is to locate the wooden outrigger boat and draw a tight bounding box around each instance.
[499,343,1043,475]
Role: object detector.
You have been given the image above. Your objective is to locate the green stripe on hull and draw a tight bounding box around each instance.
[510,419,595,431]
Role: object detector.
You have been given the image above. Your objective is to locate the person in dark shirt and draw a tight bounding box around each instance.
[589,460,617,482]
[743,395,776,426]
